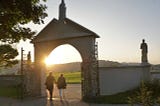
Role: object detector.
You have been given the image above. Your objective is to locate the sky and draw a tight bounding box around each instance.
[17,0,160,64]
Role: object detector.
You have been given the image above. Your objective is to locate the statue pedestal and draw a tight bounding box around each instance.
[141,62,150,66]
[141,63,151,81]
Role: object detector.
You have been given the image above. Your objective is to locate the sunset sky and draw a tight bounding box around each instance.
[17,0,160,64]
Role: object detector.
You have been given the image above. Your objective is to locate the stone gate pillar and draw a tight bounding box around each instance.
[79,39,100,99]
[33,43,49,96]
[81,60,99,98]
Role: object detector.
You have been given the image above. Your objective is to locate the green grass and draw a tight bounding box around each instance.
[53,71,81,84]
[84,89,136,104]
[0,86,20,98]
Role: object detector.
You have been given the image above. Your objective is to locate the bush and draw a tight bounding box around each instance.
[128,80,160,106]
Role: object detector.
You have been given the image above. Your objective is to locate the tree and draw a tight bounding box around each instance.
[0,45,18,67]
[0,0,48,67]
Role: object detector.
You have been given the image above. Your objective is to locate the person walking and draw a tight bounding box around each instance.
[45,72,56,100]
[57,74,67,99]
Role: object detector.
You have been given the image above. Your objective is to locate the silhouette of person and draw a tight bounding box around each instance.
[45,72,56,100]
[140,39,148,63]
[57,74,67,99]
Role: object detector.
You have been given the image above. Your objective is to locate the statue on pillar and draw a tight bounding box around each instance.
[140,39,148,63]
[27,51,31,65]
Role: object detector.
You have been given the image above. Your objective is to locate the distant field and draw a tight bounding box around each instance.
[53,71,81,84]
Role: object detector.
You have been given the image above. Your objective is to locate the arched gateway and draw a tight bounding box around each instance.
[32,0,100,99]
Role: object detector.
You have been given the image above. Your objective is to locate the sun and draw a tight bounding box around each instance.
[44,44,82,66]
[45,50,64,66]
[45,57,54,66]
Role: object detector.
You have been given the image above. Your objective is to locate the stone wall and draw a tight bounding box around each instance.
[99,65,151,95]
[151,72,160,80]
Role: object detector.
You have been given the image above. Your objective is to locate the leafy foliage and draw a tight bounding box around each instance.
[0,45,18,67]
[128,80,160,106]
[128,81,154,106]
[0,0,48,67]
[0,0,47,43]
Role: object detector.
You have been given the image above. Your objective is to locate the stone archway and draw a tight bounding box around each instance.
[31,0,100,99]
[33,36,99,99]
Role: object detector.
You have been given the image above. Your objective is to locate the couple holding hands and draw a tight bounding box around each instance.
[45,72,66,100]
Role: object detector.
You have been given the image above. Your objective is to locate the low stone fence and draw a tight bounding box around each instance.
[0,75,22,87]
[151,72,160,80]
[99,65,151,95]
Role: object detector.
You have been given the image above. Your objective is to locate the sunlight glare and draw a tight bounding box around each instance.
[45,44,82,66]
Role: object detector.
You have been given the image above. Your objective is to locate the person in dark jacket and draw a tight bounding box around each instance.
[57,74,67,99]
[45,72,55,100]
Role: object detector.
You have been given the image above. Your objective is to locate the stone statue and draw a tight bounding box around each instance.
[140,39,148,63]
[27,51,31,64]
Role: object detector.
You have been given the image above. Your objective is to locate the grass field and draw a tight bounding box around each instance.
[0,86,20,98]
[53,71,81,84]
